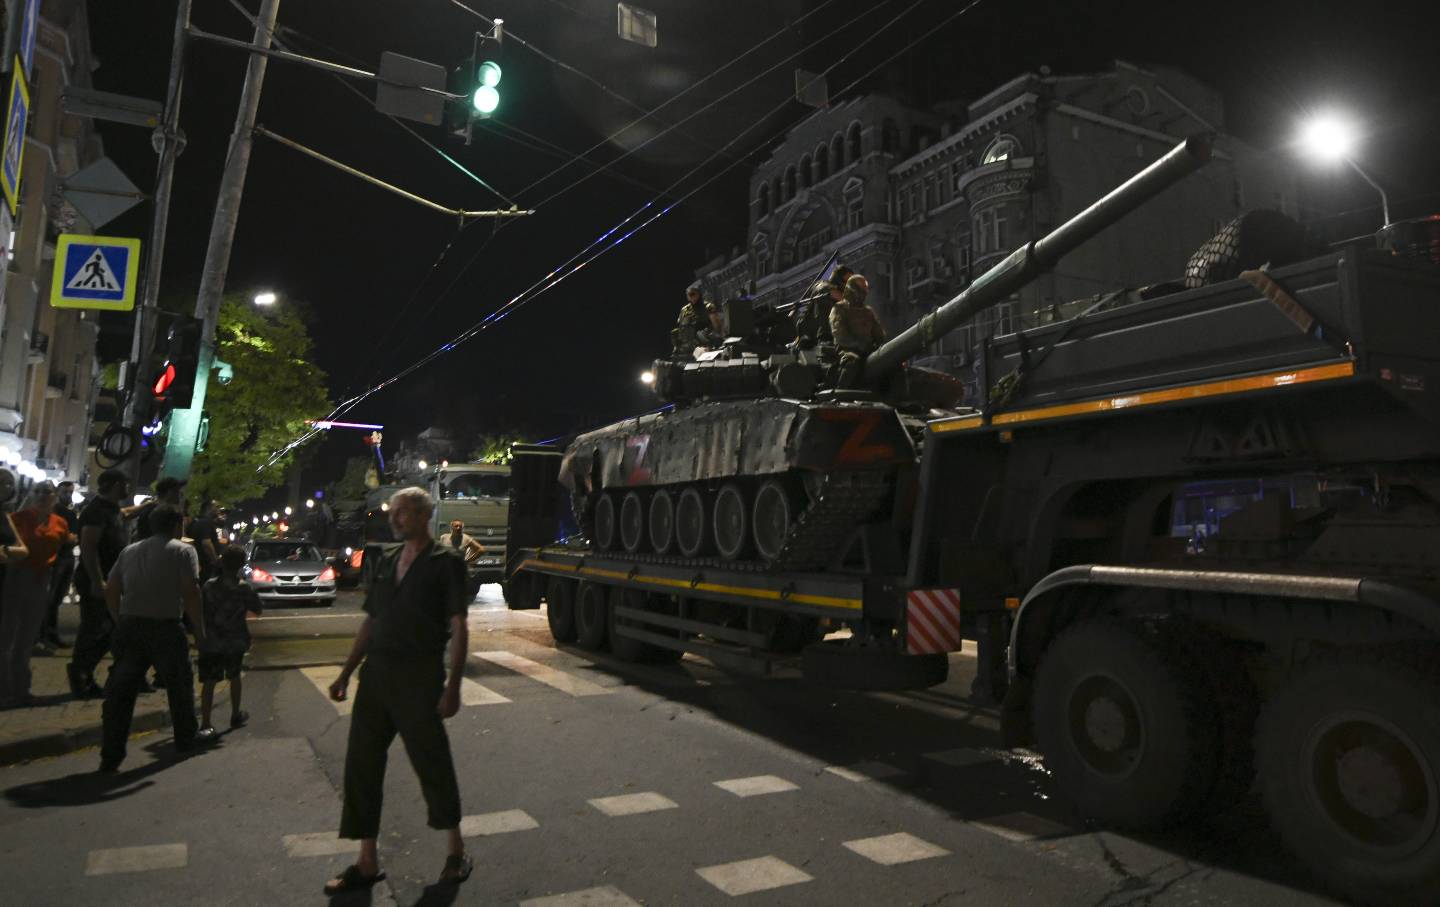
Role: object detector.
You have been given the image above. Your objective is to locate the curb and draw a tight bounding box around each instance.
[0,706,173,767]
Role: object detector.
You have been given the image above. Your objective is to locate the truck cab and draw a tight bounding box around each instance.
[429,463,510,589]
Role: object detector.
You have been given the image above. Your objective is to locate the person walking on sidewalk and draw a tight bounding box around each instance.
[196,545,261,739]
[324,486,473,895]
[69,469,130,698]
[0,482,67,708]
[99,504,208,771]
[0,467,28,612]
[38,479,78,651]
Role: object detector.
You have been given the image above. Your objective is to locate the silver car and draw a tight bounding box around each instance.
[244,540,338,606]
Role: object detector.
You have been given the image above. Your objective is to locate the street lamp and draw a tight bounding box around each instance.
[1296,111,1391,227]
[254,291,277,306]
[418,459,429,470]
[284,505,293,515]
[305,499,314,509]
[640,370,655,386]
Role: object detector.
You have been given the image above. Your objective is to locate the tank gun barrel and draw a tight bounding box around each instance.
[864,134,1214,379]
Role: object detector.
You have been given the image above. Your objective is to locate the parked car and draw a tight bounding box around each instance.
[244,539,338,606]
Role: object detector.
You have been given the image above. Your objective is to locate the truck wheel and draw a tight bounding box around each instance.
[675,487,711,558]
[609,588,653,663]
[575,581,609,650]
[649,490,676,554]
[802,642,947,691]
[1032,620,1218,829]
[1256,650,1440,906]
[593,494,618,551]
[545,577,578,643]
[713,483,752,560]
[620,491,647,554]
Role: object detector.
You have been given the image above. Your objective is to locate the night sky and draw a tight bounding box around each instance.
[85,0,1440,487]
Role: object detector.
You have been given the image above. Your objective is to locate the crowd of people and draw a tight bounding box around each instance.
[0,467,256,752]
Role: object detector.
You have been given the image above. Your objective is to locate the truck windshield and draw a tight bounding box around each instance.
[441,473,509,499]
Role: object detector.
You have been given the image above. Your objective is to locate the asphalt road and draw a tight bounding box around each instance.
[3,591,1344,906]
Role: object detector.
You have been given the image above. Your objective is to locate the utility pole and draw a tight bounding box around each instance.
[122,0,192,482]
[160,0,281,482]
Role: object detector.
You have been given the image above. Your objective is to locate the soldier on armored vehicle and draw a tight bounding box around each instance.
[671,284,725,359]
[830,273,886,386]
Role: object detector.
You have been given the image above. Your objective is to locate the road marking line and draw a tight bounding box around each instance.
[461,677,510,706]
[696,856,812,896]
[970,811,1073,842]
[587,791,678,817]
[923,747,999,768]
[459,809,539,837]
[85,844,187,875]
[842,832,950,865]
[520,886,642,907]
[282,831,362,858]
[473,650,612,697]
[300,665,353,715]
[825,761,904,782]
[251,613,359,621]
[712,774,799,798]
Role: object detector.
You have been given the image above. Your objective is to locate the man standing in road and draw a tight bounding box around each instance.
[69,469,129,698]
[99,504,207,771]
[325,487,472,895]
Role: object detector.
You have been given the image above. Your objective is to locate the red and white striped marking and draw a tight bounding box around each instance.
[906,588,961,654]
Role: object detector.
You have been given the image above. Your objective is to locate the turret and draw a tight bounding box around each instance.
[864,134,1214,380]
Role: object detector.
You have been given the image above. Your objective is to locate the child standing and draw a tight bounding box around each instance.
[197,545,262,738]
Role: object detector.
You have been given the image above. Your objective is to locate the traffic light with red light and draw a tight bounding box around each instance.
[155,315,202,410]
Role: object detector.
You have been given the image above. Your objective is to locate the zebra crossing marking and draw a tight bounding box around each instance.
[970,811,1073,842]
[712,774,798,798]
[825,761,904,782]
[84,844,187,875]
[302,666,507,713]
[473,650,611,697]
[519,885,642,907]
[696,855,813,896]
[459,809,539,837]
[281,831,360,858]
[587,791,678,817]
[842,832,950,865]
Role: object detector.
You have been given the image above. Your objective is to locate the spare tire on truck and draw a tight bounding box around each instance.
[1184,209,1309,289]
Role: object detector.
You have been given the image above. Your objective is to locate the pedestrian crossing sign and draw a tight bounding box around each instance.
[50,234,141,311]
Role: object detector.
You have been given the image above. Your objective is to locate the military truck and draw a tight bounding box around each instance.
[506,137,1440,905]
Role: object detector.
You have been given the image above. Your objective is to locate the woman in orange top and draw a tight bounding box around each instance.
[0,481,68,708]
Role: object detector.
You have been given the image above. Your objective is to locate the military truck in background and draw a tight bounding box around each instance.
[507,137,1440,905]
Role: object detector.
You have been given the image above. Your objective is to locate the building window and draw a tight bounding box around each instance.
[847,122,862,161]
[843,178,864,231]
[907,184,920,221]
[882,118,899,154]
[757,183,770,217]
[799,154,812,189]
[831,133,845,170]
[997,301,1016,336]
[814,143,829,182]
[784,165,797,201]
[797,227,832,262]
[896,188,909,223]
[982,134,1020,165]
[923,174,939,211]
[973,207,1008,254]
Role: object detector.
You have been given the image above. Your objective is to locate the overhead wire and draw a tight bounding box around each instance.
[262,0,986,469]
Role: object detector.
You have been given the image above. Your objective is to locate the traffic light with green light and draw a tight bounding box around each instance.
[473,60,501,117]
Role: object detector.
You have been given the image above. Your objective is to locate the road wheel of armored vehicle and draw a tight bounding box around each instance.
[620,491,648,554]
[1033,619,1218,830]
[592,493,618,551]
[545,576,578,643]
[1257,650,1440,906]
[713,483,752,561]
[676,487,711,558]
[649,490,676,554]
[575,581,610,650]
[752,479,796,563]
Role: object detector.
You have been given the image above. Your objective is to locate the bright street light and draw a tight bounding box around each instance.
[418,459,429,470]
[271,511,279,519]
[284,505,293,515]
[254,292,277,306]
[640,370,655,385]
[1295,111,1391,226]
[305,499,314,509]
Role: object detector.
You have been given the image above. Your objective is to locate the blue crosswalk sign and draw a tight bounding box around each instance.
[50,234,141,311]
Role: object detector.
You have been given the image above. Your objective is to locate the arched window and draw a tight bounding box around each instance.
[846,122,862,162]
[814,143,829,182]
[799,154,813,189]
[831,133,845,170]
[881,118,899,154]
[757,183,770,217]
[784,165,798,201]
[982,134,1021,164]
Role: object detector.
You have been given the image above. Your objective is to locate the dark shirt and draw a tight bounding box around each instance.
[75,496,127,595]
[201,576,262,654]
[53,504,77,562]
[189,516,219,568]
[132,502,157,541]
[362,540,467,659]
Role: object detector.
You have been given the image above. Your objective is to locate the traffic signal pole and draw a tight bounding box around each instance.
[159,0,280,482]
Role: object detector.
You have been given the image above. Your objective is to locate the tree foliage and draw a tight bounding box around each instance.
[468,433,529,465]
[188,296,330,504]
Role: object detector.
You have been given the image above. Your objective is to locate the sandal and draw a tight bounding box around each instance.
[324,865,385,895]
[440,853,473,884]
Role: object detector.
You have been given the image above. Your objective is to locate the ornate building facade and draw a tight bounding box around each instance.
[694,61,1292,390]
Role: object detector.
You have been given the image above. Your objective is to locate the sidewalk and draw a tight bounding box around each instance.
[0,635,352,767]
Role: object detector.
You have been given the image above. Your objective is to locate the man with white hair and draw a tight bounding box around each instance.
[324,486,472,894]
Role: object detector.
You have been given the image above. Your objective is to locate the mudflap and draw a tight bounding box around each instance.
[802,641,948,691]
